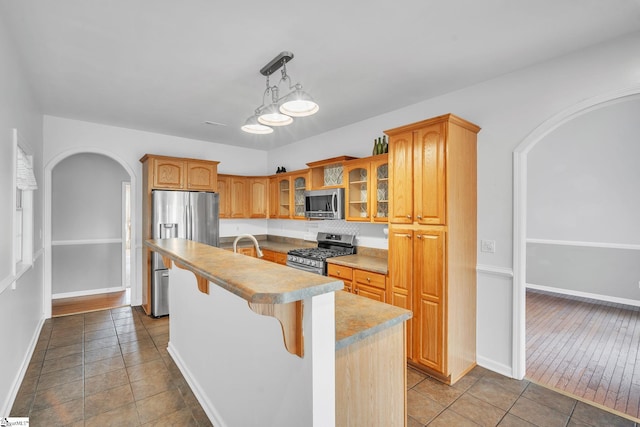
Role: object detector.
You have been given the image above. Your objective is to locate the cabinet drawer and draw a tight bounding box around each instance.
[274,252,288,265]
[354,269,386,290]
[327,264,353,281]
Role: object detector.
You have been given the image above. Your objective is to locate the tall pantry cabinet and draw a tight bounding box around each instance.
[385,114,480,384]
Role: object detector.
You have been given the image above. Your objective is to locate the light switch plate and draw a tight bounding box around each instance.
[481,240,496,253]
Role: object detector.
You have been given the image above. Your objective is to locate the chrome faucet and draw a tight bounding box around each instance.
[232,234,264,258]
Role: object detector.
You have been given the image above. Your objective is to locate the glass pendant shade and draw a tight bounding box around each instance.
[241,115,273,134]
[279,89,319,117]
[258,104,293,126]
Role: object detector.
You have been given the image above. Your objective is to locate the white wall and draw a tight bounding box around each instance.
[43,116,270,305]
[526,97,640,301]
[268,31,640,375]
[0,16,44,416]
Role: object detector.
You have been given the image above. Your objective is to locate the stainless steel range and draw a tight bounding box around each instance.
[287,232,356,275]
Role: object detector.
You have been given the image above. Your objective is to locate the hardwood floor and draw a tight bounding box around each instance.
[526,288,640,421]
[52,288,131,317]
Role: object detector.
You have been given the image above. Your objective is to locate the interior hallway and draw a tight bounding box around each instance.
[527,288,640,421]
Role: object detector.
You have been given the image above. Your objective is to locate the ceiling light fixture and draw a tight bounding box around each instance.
[241,51,319,135]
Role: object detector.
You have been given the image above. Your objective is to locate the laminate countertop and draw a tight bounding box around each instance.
[145,238,410,349]
[327,254,388,275]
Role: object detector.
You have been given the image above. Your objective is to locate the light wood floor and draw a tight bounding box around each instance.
[52,288,130,317]
[526,288,640,420]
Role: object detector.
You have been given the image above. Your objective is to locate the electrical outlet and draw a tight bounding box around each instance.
[481,239,496,253]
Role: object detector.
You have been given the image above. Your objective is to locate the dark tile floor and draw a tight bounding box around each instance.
[11,305,639,426]
[11,306,211,426]
[408,365,638,426]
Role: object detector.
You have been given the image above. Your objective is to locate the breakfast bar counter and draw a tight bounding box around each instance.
[144,238,410,427]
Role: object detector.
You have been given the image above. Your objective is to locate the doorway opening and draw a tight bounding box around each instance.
[513,88,640,420]
[46,149,137,318]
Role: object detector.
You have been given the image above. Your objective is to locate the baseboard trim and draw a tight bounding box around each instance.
[476,355,514,379]
[1,316,45,416]
[167,342,226,427]
[526,283,640,308]
[52,286,125,300]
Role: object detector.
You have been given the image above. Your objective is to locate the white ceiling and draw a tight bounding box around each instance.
[2,0,640,151]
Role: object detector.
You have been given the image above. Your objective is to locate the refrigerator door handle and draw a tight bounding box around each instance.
[185,204,191,240]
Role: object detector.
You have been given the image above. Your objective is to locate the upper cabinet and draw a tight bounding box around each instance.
[219,174,268,219]
[290,170,310,219]
[141,154,219,192]
[307,156,358,190]
[344,154,388,222]
[248,177,268,218]
[217,175,231,218]
[387,122,447,225]
[268,169,310,220]
[186,161,218,191]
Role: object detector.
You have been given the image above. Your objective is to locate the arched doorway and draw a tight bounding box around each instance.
[44,148,137,318]
[512,85,640,380]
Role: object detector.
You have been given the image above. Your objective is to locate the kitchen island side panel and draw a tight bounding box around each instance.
[166,266,335,427]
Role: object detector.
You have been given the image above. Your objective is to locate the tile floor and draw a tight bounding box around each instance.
[407,365,638,426]
[10,305,639,426]
[11,306,210,426]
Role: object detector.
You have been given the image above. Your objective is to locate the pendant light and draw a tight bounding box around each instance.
[241,52,319,135]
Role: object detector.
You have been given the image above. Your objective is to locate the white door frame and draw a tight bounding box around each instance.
[44,148,138,318]
[122,181,131,289]
[511,85,640,379]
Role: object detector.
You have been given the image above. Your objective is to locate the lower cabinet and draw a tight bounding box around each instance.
[388,225,474,384]
[261,249,287,265]
[327,264,353,293]
[328,264,386,302]
[236,246,256,257]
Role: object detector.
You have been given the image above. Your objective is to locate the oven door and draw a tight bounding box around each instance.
[286,259,324,275]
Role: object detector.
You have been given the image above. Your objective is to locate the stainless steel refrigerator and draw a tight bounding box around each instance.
[151,190,219,317]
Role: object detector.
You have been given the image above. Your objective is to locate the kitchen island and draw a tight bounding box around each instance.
[145,238,411,427]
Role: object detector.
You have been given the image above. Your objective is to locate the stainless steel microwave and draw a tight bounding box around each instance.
[304,188,344,220]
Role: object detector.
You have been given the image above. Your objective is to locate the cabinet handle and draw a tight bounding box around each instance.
[405,234,412,238]
[417,215,422,219]
[354,289,359,294]
[417,235,422,239]
[406,215,411,219]
[366,277,371,282]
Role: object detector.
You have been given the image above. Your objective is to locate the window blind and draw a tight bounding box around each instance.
[16,146,38,190]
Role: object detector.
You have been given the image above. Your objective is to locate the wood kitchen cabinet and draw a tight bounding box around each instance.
[261,249,287,265]
[236,246,257,257]
[327,264,353,293]
[139,154,220,315]
[290,170,309,219]
[306,156,357,189]
[217,175,230,218]
[386,114,479,384]
[328,263,387,302]
[229,176,248,218]
[247,177,268,218]
[344,154,389,222]
[218,175,269,219]
[268,170,309,219]
[142,154,219,191]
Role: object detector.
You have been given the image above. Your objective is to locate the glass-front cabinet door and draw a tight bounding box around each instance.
[371,155,389,222]
[278,177,290,218]
[345,160,370,221]
[291,172,308,219]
